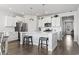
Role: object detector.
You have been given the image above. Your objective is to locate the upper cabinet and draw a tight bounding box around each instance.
[52,17,60,27]
[38,16,51,27]
[5,16,17,27]
[38,16,61,27]
[0,15,6,26]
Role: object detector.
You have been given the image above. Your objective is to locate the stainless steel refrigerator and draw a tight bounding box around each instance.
[15,22,28,41]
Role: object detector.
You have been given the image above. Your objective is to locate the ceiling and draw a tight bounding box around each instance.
[0,4,79,17]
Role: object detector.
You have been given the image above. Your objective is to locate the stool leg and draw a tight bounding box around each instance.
[46,40,48,49]
[28,38,29,47]
[31,37,33,46]
[25,38,27,45]
[23,37,25,45]
[38,39,40,48]
[41,40,42,48]
[23,37,26,45]
[26,38,29,46]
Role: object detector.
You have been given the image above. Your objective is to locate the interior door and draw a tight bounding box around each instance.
[65,22,73,35]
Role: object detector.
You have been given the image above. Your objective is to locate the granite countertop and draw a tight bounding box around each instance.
[20,31,58,35]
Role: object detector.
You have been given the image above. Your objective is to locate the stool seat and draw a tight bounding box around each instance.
[38,37,48,48]
[28,36,32,39]
[23,36,28,39]
[39,37,48,41]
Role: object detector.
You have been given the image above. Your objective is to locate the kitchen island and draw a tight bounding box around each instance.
[20,31,58,52]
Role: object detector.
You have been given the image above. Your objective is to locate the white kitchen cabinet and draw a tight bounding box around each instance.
[8,32,18,41]
[5,16,16,26]
[38,19,43,27]
[52,17,60,27]
[38,16,51,27]
[43,17,51,23]
[38,16,61,27]
[0,15,5,26]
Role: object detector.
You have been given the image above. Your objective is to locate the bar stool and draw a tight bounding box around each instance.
[23,35,28,45]
[23,35,33,46]
[38,37,48,48]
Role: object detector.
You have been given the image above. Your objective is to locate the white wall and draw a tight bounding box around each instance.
[77,8,79,45]
[74,11,78,42]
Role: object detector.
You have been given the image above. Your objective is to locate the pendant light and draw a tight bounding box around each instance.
[29,7,34,21]
[42,4,45,15]
[40,4,46,20]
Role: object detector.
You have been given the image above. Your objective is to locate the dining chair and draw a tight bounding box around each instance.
[0,32,8,55]
[0,32,4,55]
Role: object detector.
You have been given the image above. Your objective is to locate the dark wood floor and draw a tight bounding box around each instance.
[7,35,79,55]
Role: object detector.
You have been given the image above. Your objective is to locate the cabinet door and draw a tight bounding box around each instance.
[38,17,51,27]
[11,17,16,26]
[38,19,43,27]
[52,17,60,27]
[5,16,16,26]
[6,16,12,26]
[8,32,18,41]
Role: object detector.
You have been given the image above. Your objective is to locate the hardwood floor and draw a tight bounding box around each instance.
[7,35,79,55]
[7,41,49,55]
[52,35,79,55]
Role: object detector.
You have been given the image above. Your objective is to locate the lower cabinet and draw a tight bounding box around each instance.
[8,32,18,42]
